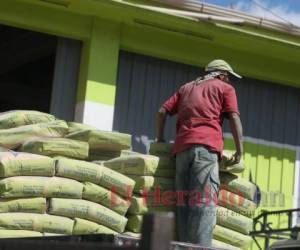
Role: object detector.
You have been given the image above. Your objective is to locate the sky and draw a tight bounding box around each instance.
[201,0,300,26]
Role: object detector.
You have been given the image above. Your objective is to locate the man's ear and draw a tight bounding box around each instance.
[219,74,230,83]
[218,74,226,81]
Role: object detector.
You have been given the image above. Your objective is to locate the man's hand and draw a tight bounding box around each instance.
[232,151,242,164]
[228,112,243,162]
[225,151,242,165]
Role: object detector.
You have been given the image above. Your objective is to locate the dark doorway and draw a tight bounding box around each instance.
[0,24,57,113]
[0,24,82,121]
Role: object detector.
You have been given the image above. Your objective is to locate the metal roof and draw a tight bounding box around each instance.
[124,0,300,37]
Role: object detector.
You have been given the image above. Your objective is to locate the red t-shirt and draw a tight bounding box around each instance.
[163,78,240,155]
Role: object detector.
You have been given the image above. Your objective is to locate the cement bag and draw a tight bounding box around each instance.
[0,230,43,238]
[0,120,68,149]
[128,196,148,214]
[83,182,130,216]
[220,172,257,201]
[127,175,174,194]
[0,110,55,129]
[20,137,89,160]
[126,215,143,233]
[99,166,135,197]
[55,158,135,198]
[102,155,159,176]
[0,197,46,213]
[218,189,256,218]
[217,206,253,235]
[157,155,175,169]
[128,196,176,215]
[212,239,242,250]
[0,147,10,152]
[66,130,131,151]
[73,218,117,235]
[123,231,141,238]
[88,150,120,161]
[55,158,101,183]
[149,142,173,157]
[0,151,54,177]
[0,213,74,234]
[67,122,96,134]
[49,198,128,233]
[213,225,252,250]
[36,214,74,235]
[0,176,83,199]
[43,233,64,237]
[220,151,245,173]
[120,150,141,157]
[96,165,135,198]
[153,168,175,178]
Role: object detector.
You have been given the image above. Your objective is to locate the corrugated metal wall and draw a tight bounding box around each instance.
[113,50,300,153]
[50,38,82,121]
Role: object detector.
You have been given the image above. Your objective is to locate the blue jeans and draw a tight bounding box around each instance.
[175,145,219,247]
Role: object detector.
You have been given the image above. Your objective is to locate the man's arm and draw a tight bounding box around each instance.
[228,112,243,163]
[156,90,179,142]
[156,107,168,142]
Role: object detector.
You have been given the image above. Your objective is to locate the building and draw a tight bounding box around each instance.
[0,0,300,248]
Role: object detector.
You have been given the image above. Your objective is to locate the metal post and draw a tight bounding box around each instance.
[140,213,175,250]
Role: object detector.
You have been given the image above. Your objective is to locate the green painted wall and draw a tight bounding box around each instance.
[224,138,297,250]
[77,18,120,106]
[0,1,93,40]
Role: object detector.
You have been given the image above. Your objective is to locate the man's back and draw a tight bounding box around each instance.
[176,78,235,121]
[163,78,239,154]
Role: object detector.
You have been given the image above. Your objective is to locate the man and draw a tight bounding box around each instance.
[156,59,243,247]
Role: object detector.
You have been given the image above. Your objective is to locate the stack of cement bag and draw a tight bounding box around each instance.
[19,121,131,161]
[98,144,176,235]
[1,111,131,162]
[66,124,131,161]
[0,111,68,149]
[0,112,90,160]
[149,142,176,178]
[214,151,258,249]
[215,177,257,249]
[20,137,89,160]
[0,154,135,237]
[0,110,135,238]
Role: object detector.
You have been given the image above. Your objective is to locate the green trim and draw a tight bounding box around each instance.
[216,23,300,48]
[216,22,300,46]
[0,1,92,39]
[121,23,300,87]
[85,81,116,106]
